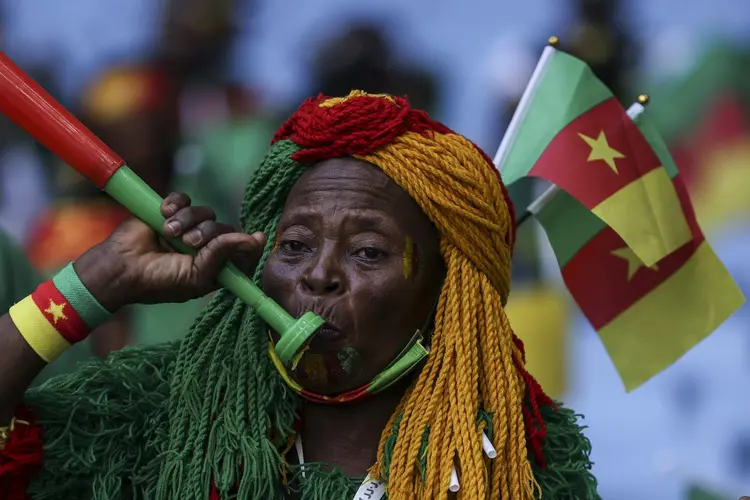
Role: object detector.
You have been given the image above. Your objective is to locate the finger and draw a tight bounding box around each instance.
[193,232,266,282]
[231,232,267,275]
[181,221,236,249]
[163,206,216,238]
[161,192,192,218]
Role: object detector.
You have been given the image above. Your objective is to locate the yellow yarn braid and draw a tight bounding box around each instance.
[356,131,539,499]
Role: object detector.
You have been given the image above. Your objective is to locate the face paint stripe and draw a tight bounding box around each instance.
[403,236,414,279]
[302,353,328,385]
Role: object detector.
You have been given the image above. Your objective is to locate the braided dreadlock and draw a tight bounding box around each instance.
[23,91,599,500]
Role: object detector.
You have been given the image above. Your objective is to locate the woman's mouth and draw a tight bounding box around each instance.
[309,322,345,347]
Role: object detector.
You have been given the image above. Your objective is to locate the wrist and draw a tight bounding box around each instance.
[8,261,117,364]
[74,245,131,312]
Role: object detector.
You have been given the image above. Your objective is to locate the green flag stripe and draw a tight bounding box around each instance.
[634,112,679,179]
[536,190,606,268]
[501,50,613,184]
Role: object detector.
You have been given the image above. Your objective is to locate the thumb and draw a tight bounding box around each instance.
[193,232,266,283]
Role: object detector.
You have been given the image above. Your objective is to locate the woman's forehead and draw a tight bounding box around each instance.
[294,158,391,189]
[286,159,399,204]
[282,158,439,241]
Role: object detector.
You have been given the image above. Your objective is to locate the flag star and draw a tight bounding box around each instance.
[611,246,659,280]
[44,300,68,324]
[579,131,625,174]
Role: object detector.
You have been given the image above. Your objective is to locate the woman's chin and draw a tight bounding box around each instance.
[291,349,364,395]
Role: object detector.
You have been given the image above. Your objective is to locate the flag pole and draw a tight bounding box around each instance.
[514,94,651,227]
[492,36,559,170]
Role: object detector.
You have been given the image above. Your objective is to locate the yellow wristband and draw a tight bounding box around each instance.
[9,295,71,363]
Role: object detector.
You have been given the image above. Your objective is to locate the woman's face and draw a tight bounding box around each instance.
[262,158,444,394]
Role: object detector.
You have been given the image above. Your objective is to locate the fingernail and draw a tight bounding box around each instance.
[252,232,266,244]
[186,231,200,245]
[166,221,180,235]
[164,204,177,216]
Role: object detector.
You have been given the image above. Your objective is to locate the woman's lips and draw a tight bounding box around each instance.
[309,322,345,348]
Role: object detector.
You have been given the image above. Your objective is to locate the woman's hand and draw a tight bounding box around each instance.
[74,192,266,311]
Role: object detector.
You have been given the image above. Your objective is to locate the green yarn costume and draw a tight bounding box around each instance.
[22,140,599,499]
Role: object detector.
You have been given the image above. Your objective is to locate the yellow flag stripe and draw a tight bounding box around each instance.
[505,287,570,398]
[599,241,745,391]
[693,143,750,230]
[9,296,71,363]
[592,167,692,267]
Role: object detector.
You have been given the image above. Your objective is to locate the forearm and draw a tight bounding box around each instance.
[0,246,125,424]
[0,314,46,423]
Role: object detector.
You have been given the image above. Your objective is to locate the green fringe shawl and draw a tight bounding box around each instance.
[23,343,599,499]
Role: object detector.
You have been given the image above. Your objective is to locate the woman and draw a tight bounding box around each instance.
[0,91,597,499]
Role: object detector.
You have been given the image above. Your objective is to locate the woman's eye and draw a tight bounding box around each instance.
[280,240,307,253]
[356,247,385,260]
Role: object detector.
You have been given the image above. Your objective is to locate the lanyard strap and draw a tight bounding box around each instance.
[353,476,386,500]
[295,435,387,500]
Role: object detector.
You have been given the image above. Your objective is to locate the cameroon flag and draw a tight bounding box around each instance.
[500,47,692,266]
[535,110,745,391]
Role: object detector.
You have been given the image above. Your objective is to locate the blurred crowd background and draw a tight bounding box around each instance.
[0,0,749,498]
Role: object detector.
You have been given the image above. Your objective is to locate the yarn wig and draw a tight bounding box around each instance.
[22,91,599,500]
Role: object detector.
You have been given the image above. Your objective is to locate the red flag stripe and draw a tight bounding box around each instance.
[561,176,704,329]
[31,281,90,344]
[530,97,663,207]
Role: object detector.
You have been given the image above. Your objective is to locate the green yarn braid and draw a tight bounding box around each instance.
[25,342,177,499]
[154,139,307,499]
[21,139,599,499]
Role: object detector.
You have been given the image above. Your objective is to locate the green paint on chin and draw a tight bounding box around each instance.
[337,347,359,374]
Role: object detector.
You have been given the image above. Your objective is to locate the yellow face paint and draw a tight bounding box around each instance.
[402,236,414,279]
[302,353,328,385]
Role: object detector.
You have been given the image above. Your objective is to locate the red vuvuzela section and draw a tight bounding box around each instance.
[0,51,124,188]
